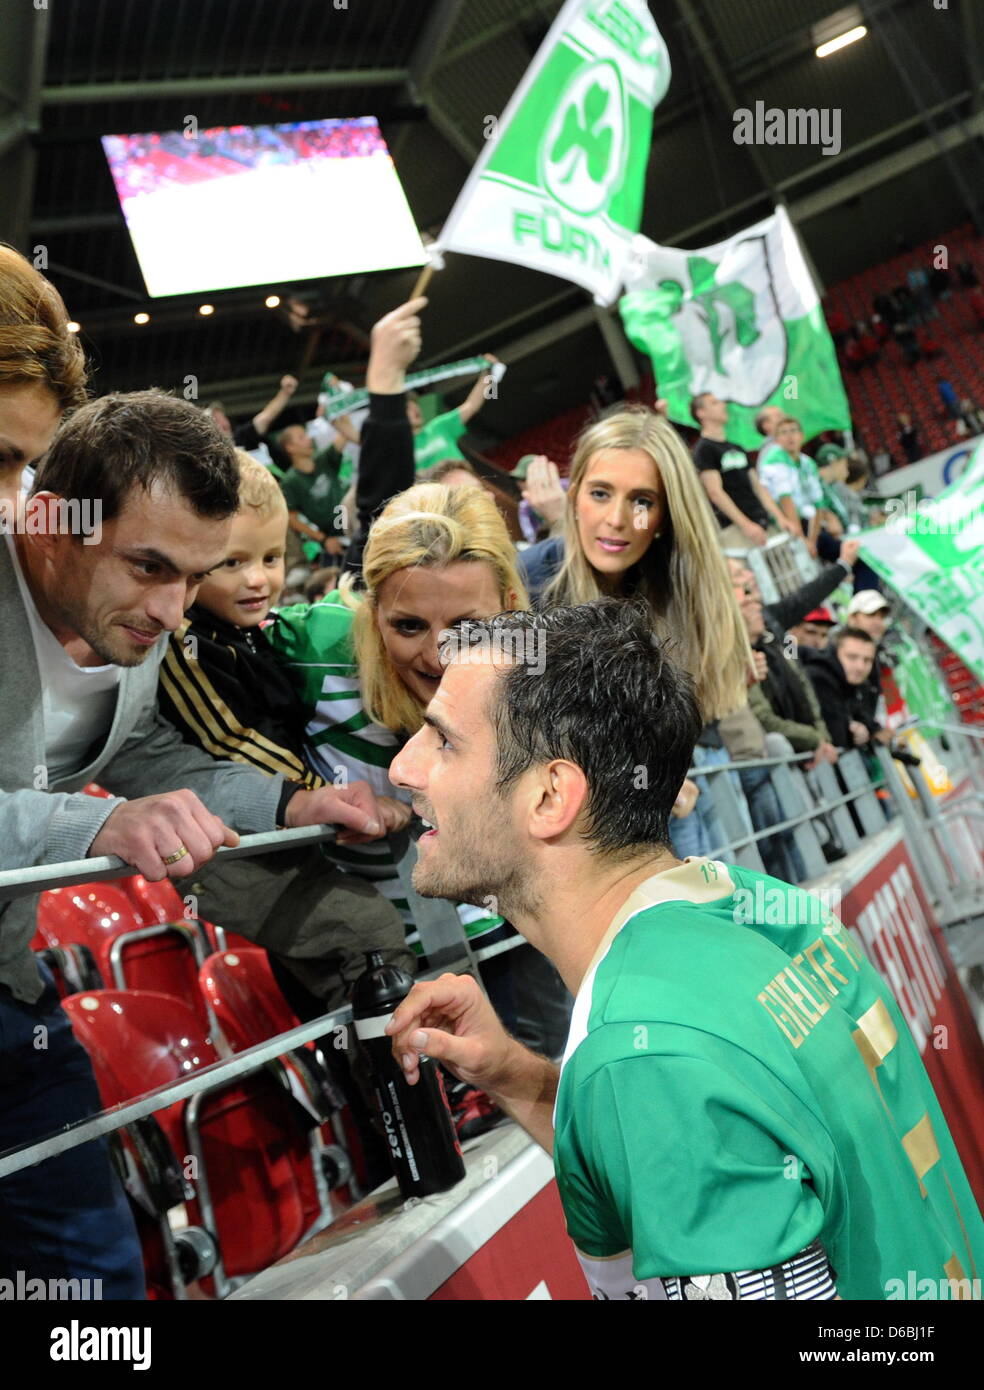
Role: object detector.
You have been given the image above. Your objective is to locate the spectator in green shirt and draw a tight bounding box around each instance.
[277,423,346,560]
[814,443,853,535]
[408,354,500,473]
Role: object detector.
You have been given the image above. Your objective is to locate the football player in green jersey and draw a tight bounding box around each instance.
[386,599,984,1301]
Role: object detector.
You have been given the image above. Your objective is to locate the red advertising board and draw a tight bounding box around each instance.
[841,838,984,1205]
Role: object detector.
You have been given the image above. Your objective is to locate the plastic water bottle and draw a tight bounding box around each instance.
[352,950,465,1198]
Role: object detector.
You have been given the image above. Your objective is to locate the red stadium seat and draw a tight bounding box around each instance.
[199,947,299,1051]
[119,874,186,924]
[120,874,254,954]
[37,883,213,1032]
[64,989,329,1297]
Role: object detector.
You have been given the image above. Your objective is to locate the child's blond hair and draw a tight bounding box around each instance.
[235,450,288,520]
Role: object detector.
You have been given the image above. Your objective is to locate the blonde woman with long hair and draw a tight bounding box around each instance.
[518,406,756,860]
[519,406,751,722]
[270,479,575,1062]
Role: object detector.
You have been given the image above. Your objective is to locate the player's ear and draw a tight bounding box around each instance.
[527,760,586,842]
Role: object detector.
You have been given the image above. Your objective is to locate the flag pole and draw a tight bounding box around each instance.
[411,262,435,298]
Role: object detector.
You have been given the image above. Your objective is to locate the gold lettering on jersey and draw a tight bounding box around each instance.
[790,954,831,1020]
[757,986,806,1047]
[943,1253,971,1298]
[805,936,850,995]
[759,927,868,1046]
[775,968,823,1027]
[826,919,864,972]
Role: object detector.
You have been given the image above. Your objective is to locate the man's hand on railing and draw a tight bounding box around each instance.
[89,790,241,882]
[377,796,413,834]
[284,781,385,845]
[849,720,871,747]
[806,741,840,768]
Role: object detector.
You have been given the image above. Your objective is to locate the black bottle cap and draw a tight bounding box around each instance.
[352,950,415,1017]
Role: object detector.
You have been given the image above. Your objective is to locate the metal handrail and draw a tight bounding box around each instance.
[685,749,816,778]
[706,783,885,859]
[0,823,340,902]
[0,1005,350,1179]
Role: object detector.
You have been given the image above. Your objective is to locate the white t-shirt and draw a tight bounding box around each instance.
[5,533,120,781]
[758,448,824,520]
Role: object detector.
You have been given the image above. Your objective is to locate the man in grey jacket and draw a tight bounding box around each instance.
[0,390,395,1297]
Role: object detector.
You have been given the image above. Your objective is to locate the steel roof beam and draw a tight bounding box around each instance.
[41,68,409,106]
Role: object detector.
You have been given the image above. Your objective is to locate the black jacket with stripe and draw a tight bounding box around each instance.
[158,606,325,792]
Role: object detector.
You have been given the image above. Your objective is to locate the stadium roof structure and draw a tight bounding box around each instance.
[2,0,984,448]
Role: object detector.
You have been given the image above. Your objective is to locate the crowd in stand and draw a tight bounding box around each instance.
[827,248,984,466]
[0,242,968,1300]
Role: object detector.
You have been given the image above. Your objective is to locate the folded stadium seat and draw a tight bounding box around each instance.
[63,989,330,1298]
[37,883,214,1034]
[34,943,103,997]
[121,874,254,955]
[199,947,303,1050]
[199,948,360,1204]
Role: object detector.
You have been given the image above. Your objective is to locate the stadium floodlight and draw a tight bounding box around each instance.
[812,6,867,58]
[816,24,866,57]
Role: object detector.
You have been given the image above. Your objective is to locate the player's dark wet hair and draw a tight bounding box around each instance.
[459,599,702,860]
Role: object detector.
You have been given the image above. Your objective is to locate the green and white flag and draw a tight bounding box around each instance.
[438,0,670,305]
[619,206,851,449]
[860,436,984,682]
[888,629,955,737]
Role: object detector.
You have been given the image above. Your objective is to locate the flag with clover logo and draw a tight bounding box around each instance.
[619,206,851,449]
[859,436,984,682]
[437,0,670,304]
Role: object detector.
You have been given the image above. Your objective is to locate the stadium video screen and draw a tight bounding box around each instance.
[102,117,427,297]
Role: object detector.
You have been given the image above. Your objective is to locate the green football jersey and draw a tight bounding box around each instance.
[554,857,983,1301]
[268,598,508,955]
[279,449,346,535]
[413,408,467,473]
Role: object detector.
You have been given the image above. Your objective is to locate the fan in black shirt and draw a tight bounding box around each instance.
[691,392,791,547]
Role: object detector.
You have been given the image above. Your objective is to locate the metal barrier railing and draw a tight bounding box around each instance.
[0,821,520,1185]
[0,823,344,900]
[681,743,888,872]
